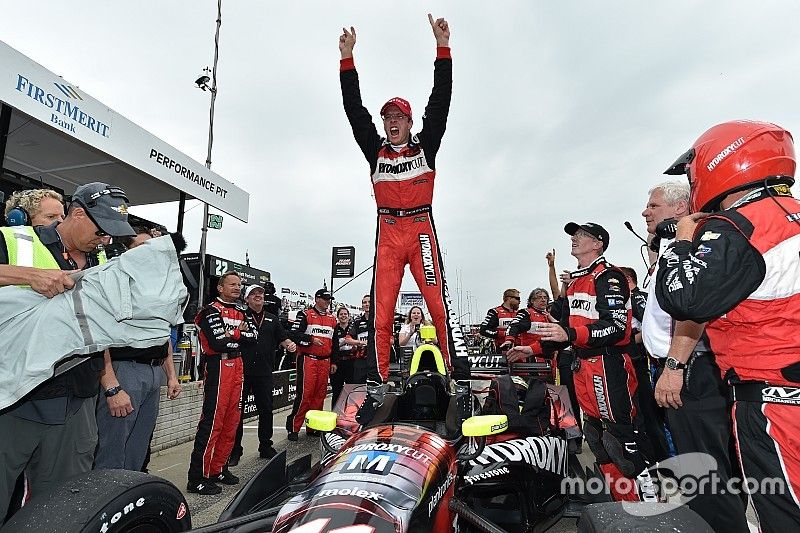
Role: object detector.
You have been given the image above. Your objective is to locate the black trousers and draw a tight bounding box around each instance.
[665,353,749,533]
[232,373,274,458]
[733,400,800,532]
[331,359,354,408]
[632,353,671,462]
[331,358,369,408]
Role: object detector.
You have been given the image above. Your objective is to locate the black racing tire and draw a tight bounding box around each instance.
[577,501,713,532]
[2,469,191,533]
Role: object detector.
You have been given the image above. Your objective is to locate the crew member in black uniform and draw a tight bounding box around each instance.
[230,284,296,464]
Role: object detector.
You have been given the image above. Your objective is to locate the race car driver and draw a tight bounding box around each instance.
[479,289,521,352]
[502,288,553,364]
[537,223,657,502]
[339,14,469,383]
[286,289,339,440]
[656,120,800,530]
[188,271,256,495]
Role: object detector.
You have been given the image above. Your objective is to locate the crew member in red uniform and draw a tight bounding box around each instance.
[538,223,656,502]
[286,289,339,440]
[479,289,521,352]
[187,271,255,495]
[339,14,468,382]
[502,288,553,364]
[657,120,800,530]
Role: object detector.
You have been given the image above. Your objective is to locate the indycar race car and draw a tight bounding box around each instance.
[2,328,714,532]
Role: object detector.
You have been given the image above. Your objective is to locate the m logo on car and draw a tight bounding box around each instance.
[344,451,395,475]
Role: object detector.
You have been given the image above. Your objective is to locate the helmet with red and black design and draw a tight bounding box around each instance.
[664,120,796,212]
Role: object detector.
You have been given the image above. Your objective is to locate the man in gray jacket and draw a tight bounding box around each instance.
[0,182,135,523]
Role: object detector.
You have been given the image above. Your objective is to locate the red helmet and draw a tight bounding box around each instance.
[664,120,795,212]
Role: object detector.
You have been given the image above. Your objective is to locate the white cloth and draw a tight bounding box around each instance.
[0,235,188,409]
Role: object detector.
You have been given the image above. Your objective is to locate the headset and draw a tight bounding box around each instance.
[5,190,32,226]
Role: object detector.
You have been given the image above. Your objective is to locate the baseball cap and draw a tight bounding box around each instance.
[315,288,333,300]
[244,284,265,299]
[564,222,610,251]
[380,97,412,119]
[71,182,135,237]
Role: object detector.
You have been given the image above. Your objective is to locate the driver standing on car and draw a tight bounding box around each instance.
[537,222,657,502]
[339,14,469,384]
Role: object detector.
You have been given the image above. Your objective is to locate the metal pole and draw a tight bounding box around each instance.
[197,0,222,311]
[177,192,186,234]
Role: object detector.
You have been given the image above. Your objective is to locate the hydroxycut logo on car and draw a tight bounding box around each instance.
[343,442,432,465]
[315,486,383,501]
[470,436,567,476]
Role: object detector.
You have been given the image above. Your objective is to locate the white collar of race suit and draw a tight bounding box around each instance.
[571,255,606,279]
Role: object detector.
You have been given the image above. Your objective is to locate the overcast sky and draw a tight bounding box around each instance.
[2,1,799,322]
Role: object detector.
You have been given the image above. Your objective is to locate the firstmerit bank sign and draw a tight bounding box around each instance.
[14,75,111,138]
[0,40,249,222]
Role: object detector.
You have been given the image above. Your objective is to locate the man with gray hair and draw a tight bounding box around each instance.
[641,180,748,532]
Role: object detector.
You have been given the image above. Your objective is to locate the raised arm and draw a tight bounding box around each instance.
[418,14,452,164]
[546,249,560,299]
[339,26,382,172]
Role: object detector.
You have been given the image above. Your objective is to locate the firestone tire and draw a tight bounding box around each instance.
[1,469,191,533]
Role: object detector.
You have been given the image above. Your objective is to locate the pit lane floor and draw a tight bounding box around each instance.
[146,407,758,531]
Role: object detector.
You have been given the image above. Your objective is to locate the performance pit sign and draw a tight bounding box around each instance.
[0,41,249,222]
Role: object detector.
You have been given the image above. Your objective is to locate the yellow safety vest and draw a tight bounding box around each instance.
[0,226,60,269]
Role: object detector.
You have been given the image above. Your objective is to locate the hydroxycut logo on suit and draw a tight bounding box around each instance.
[419,234,437,286]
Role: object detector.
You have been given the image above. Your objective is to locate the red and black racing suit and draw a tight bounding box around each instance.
[188,299,255,482]
[286,306,339,433]
[340,48,469,382]
[506,306,551,354]
[559,257,655,502]
[479,305,518,352]
[656,189,800,529]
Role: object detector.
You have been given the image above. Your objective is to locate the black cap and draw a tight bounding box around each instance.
[564,222,610,251]
[315,289,333,299]
[71,182,135,237]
